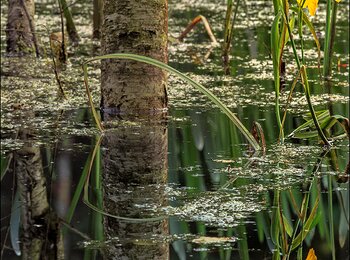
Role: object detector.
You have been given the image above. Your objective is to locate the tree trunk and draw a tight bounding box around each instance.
[93,0,102,40]
[102,123,169,259]
[101,0,168,115]
[100,1,169,257]
[6,0,37,55]
[58,0,80,44]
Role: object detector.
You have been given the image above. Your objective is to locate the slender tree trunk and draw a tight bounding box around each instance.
[101,0,168,115]
[102,123,169,259]
[58,0,80,43]
[93,0,102,39]
[6,0,37,55]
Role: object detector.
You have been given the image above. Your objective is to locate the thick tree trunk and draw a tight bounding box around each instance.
[6,0,36,55]
[101,0,168,115]
[100,1,169,257]
[102,123,169,259]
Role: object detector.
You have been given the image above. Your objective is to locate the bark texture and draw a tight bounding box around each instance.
[102,123,168,259]
[101,0,168,114]
[6,0,36,54]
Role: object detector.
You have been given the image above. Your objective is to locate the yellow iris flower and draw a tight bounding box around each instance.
[297,0,319,16]
[298,0,341,16]
[306,248,317,260]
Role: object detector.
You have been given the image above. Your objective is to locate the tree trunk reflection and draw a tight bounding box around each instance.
[14,127,63,260]
[102,118,169,259]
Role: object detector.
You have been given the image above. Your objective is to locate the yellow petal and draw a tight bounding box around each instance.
[307,0,319,16]
[335,0,341,2]
[306,248,317,260]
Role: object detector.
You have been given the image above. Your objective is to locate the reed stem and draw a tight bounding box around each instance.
[323,1,338,78]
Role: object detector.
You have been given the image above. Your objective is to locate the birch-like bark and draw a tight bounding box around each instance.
[101,0,168,115]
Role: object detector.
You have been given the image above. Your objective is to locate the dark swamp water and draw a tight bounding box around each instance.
[1,0,349,259]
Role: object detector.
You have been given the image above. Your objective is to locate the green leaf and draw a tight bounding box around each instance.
[291,6,321,70]
[284,15,295,44]
[282,214,293,237]
[271,11,283,138]
[289,111,349,140]
[271,190,280,248]
[289,110,329,137]
[291,196,319,250]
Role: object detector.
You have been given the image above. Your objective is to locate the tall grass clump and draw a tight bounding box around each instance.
[269,0,347,146]
[323,0,341,78]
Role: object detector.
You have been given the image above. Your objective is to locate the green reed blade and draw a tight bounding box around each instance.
[302,110,329,121]
[323,0,338,78]
[298,2,304,64]
[223,0,233,52]
[289,110,329,137]
[271,190,280,248]
[288,189,302,219]
[283,15,295,45]
[279,68,301,141]
[64,149,93,225]
[291,195,319,250]
[290,6,322,72]
[90,143,104,244]
[281,0,301,70]
[282,214,293,237]
[300,66,330,145]
[271,11,283,141]
[236,225,249,260]
[82,63,104,132]
[83,53,260,150]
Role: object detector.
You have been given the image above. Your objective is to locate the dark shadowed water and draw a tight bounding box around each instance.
[1,0,349,259]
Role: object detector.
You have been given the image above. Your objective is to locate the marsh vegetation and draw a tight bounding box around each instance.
[1,0,349,259]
